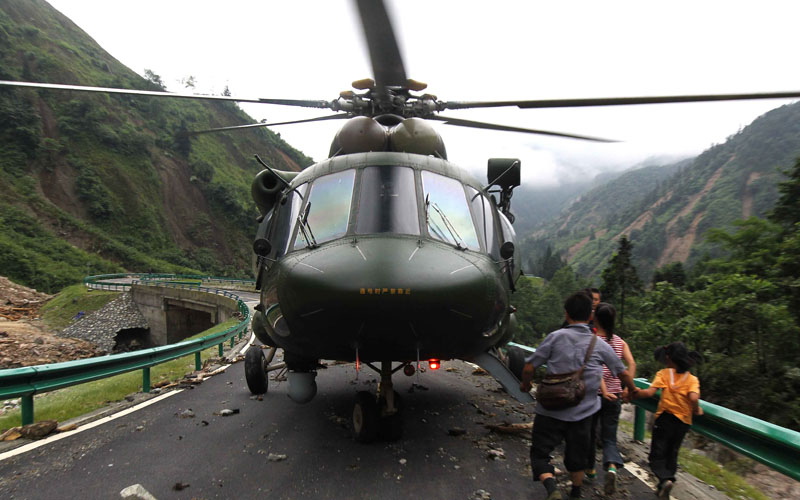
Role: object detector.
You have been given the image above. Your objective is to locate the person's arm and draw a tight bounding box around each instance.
[520,362,536,392]
[617,369,638,399]
[689,391,703,415]
[620,340,637,399]
[601,378,617,401]
[635,386,658,399]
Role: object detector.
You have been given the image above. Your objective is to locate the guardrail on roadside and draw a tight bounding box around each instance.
[506,342,800,481]
[0,274,252,427]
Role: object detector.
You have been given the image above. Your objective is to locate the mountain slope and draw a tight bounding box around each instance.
[0,0,312,292]
[524,101,800,281]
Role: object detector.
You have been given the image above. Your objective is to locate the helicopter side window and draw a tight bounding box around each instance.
[421,171,479,250]
[467,187,501,259]
[356,166,419,235]
[294,169,356,249]
[272,183,308,257]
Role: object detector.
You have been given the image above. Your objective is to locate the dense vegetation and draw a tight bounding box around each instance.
[514,158,800,430]
[522,102,800,283]
[0,0,312,292]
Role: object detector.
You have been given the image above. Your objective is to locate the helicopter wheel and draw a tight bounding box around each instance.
[245,347,268,395]
[352,391,379,443]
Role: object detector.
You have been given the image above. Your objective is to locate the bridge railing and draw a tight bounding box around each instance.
[506,342,800,481]
[0,274,251,426]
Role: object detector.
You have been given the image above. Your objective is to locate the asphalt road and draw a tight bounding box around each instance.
[0,352,661,500]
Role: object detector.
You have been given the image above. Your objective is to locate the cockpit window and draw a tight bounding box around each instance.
[421,171,479,250]
[467,187,500,258]
[294,169,355,249]
[356,166,419,235]
[273,183,308,257]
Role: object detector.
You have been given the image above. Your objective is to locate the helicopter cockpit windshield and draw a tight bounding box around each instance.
[270,165,500,256]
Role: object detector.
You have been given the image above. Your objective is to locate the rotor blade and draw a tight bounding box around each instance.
[0,80,332,109]
[431,115,618,143]
[188,114,349,135]
[354,0,407,89]
[442,91,800,111]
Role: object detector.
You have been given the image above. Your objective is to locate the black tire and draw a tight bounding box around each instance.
[245,347,268,395]
[352,391,379,443]
[507,345,526,381]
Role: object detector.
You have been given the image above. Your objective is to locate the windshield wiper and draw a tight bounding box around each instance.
[297,202,318,249]
[426,196,465,250]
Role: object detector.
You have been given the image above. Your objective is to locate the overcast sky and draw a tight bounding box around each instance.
[44,0,800,186]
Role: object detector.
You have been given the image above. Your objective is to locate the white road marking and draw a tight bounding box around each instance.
[625,460,672,498]
[0,390,181,462]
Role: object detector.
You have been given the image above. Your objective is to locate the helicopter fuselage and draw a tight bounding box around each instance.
[251,151,520,368]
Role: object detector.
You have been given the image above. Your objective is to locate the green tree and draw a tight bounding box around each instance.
[652,261,687,288]
[600,235,642,327]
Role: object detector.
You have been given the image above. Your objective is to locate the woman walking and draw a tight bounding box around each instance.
[585,302,636,494]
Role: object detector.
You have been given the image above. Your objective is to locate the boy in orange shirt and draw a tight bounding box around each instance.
[634,342,703,499]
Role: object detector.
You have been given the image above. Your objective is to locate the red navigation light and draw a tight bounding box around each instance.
[429,359,440,370]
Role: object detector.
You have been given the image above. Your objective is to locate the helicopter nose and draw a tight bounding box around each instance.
[277,236,504,358]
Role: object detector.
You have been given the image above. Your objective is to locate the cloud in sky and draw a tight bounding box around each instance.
[45,0,800,185]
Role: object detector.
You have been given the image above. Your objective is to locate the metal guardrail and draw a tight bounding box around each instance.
[0,274,251,426]
[506,342,800,481]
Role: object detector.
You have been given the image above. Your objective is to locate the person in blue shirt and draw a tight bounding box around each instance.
[520,291,638,500]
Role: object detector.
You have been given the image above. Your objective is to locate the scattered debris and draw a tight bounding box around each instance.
[172,482,190,491]
[57,423,78,433]
[485,422,532,436]
[120,483,158,500]
[0,419,58,441]
[267,453,287,462]
[486,448,506,460]
[399,458,407,465]
[217,408,240,417]
[447,427,467,437]
[472,367,489,376]
[471,489,492,500]
[179,409,195,418]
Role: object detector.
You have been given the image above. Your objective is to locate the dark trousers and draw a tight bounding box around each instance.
[588,394,624,471]
[649,412,689,484]
[530,413,593,480]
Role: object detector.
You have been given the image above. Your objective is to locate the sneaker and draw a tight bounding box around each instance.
[604,469,617,494]
[585,468,597,480]
[546,489,563,500]
[657,479,673,499]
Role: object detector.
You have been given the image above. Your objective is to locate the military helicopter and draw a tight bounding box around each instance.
[4,0,800,443]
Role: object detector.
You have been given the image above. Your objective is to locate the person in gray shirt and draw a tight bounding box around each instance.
[520,291,638,500]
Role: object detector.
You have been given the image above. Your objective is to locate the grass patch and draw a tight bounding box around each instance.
[678,449,769,500]
[0,318,240,431]
[40,283,119,330]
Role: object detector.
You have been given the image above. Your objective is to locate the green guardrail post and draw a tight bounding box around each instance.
[634,405,646,441]
[230,337,235,348]
[218,343,224,357]
[142,367,151,393]
[195,352,202,371]
[21,394,33,426]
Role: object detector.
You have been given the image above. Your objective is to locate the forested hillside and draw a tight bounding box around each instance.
[0,0,312,292]
[525,101,800,282]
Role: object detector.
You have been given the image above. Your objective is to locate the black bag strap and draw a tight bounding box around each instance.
[575,334,597,378]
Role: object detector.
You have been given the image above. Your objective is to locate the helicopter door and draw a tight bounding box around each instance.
[271,183,308,257]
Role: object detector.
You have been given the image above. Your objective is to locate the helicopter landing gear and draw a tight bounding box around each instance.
[351,360,404,443]
[244,346,285,395]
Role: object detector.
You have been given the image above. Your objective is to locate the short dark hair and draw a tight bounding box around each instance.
[564,291,593,322]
